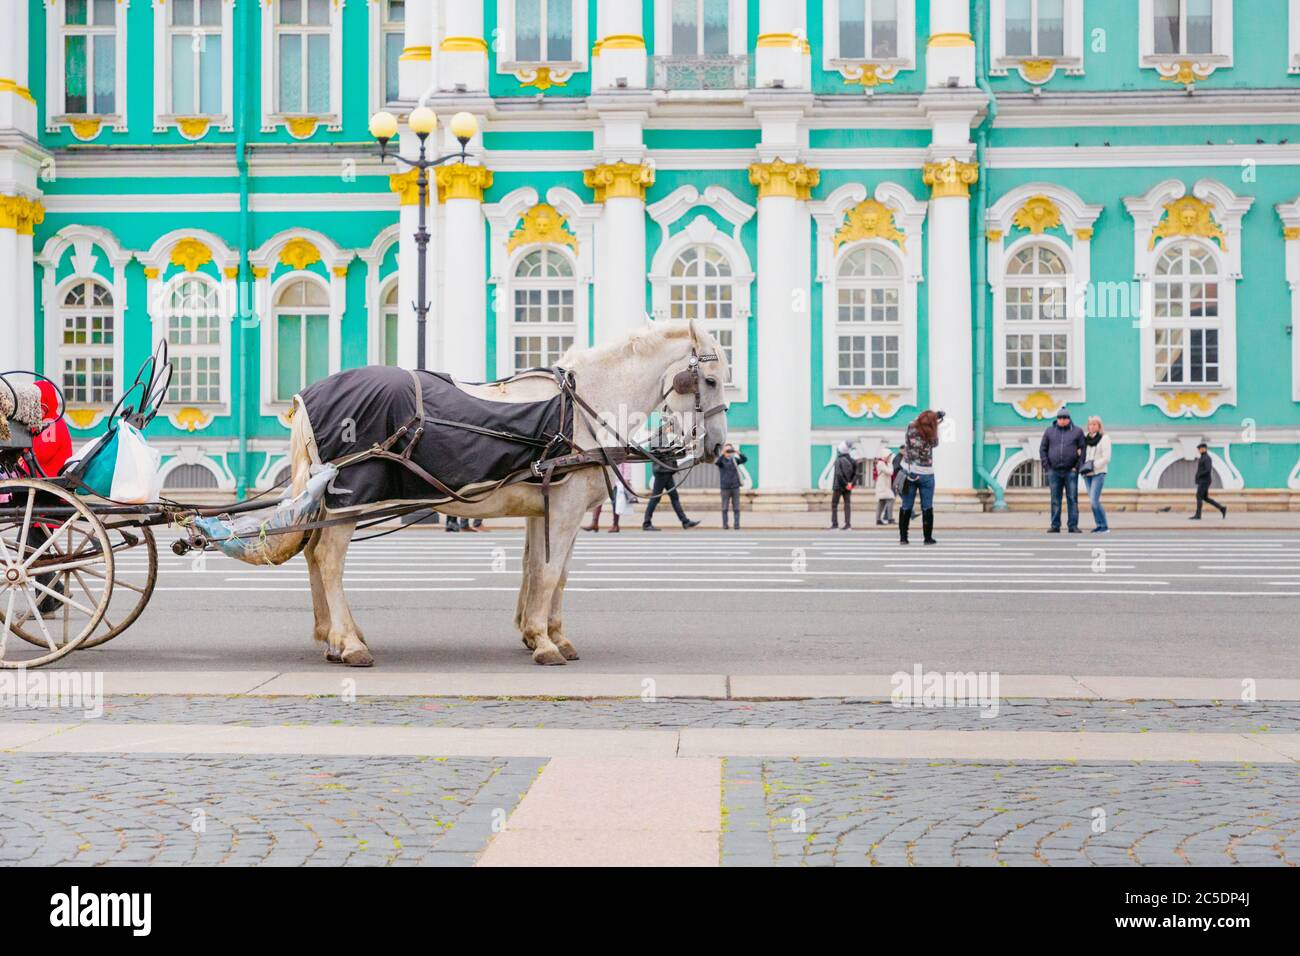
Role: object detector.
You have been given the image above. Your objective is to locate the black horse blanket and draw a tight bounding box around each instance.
[298,365,571,512]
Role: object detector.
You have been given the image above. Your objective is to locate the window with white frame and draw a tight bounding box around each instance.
[381,282,400,366]
[837,0,900,59]
[669,245,736,380]
[1152,242,1221,385]
[165,277,223,405]
[59,279,115,406]
[274,279,331,401]
[834,246,902,388]
[672,0,731,55]
[276,0,332,115]
[382,0,405,105]
[1003,244,1069,387]
[1005,0,1065,57]
[514,0,573,62]
[62,0,118,115]
[511,249,575,371]
[168,0,223,115]
[1153,0,1214,55]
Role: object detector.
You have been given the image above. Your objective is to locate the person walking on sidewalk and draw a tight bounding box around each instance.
[873,442,896,526]
[609,460,636,532]
[898,410,942,545]
[1081,415,1111,534]
[1040,406,1085,534]
[1190,442,1228,520]
[642,459,700,531]
[715,444,747,530]
[828,442,856,530]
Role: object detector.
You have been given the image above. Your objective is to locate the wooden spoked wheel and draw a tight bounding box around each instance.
[13,524,155,651]
[0,478,114,668]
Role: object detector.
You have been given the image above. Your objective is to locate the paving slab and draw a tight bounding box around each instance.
[679,728,1298,762]
[100,672,282,695]
[1076,676,1300,702]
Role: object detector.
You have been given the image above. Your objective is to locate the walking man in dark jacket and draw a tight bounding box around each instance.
[828,442,856,530]
[1040,406,1086,533]
[1191,442,1228,520]
[715,444,747,530]
[642,459,700,531]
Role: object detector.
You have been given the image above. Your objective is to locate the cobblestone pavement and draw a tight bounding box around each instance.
[0,755,542,866]
[721,758,1300,866]
[3,695,1297,733]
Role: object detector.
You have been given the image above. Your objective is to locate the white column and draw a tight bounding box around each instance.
[436,162,493,381]
[399,0,434,100]
[594,0,647,90]
[755,0,807,90]
[922,156,979,490]
[0,0,41,371]
[927,0,976,87]
[749,159,817,492]
[439,0,488,92]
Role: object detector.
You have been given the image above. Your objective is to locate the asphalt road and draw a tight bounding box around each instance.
[28,528,1297,677]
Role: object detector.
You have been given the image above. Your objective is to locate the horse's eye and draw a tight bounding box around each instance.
[704,377,718,388]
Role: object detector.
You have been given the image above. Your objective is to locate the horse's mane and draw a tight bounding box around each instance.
[561,322,692,367]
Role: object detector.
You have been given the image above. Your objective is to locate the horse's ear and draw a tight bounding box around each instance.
[687,318,700,347]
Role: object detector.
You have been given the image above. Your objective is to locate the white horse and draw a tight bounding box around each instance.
[255,320,729,666]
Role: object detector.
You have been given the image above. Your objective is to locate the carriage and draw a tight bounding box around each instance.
[0,330,720,669]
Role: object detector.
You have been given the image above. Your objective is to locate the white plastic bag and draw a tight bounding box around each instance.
[109,421,162,503]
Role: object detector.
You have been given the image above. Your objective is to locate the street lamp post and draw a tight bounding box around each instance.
[368,108,480,370]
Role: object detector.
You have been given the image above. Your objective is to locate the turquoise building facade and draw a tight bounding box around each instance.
[2,1,1299,506]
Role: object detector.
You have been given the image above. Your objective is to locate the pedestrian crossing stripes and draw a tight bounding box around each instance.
[135,531,1300,598]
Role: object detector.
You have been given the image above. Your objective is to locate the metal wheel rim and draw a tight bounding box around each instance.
[0,478,114,669]
[12,524,154,651]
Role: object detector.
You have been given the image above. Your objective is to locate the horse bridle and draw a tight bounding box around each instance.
[652,346,728,460]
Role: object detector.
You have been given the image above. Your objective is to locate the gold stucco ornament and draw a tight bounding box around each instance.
[1012,195,1063,234]
[922,158,979,199]
[508,204,578,253]
[1150,196,1227,250]
[279,237,322,271]
[584,162,655,203]
[834,199,906,251]
[170,238,213,273]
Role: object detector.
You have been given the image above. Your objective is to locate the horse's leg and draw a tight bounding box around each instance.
[521,511,583,666]
[547,527,579,661]
[515,517,536,649]
[315,520,372,667]
[303,529,338,661]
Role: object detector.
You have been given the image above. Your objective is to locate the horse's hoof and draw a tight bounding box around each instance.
[325,650,343,663]
[521,633,537,651]
[342,648,375,667]
[532,646,567,666]
[553,639,579,661]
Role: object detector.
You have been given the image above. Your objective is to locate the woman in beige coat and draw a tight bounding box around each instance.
[873,443,896,525]
[1082,415,1111,534]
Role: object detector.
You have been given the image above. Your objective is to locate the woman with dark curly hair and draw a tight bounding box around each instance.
[897,409,943,545]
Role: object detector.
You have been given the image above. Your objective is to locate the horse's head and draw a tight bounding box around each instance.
[660,322,730,465]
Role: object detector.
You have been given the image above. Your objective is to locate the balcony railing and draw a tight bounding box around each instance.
[649,55,749,91]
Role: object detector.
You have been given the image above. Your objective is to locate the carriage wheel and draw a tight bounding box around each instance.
[0,478,114,669]
[13,524,154,651]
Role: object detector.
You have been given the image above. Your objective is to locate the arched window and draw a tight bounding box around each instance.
[1003,243,1069,387]
[669,244,736,379]
[165,277,222,404]
[834,245,901,388]
[511,248,574,370]
[1153,242,1220,385]
[59,279,115,405]
[274,279,330,401]
[380,281,400,366]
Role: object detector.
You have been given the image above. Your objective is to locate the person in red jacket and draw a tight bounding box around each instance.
[30,380,73,477]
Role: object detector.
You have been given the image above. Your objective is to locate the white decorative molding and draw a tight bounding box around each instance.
[250,228,353,415]
[646,185,756,402]
[809,182,926,418]
[1138,439,1244,490]
[988,0,1085,84]
[359,223,401,366]
[157,445,235,492]
[1278,197,1300,402]
[484,186,600,378]
[820,0,916,87]
[985,183,1103,418]
[45,0,130,135]
[1137,0,1234,84]
[151,0,235,137]
[1291,0,1300,73]
[260,0,345,135]
[35,225,134,429]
